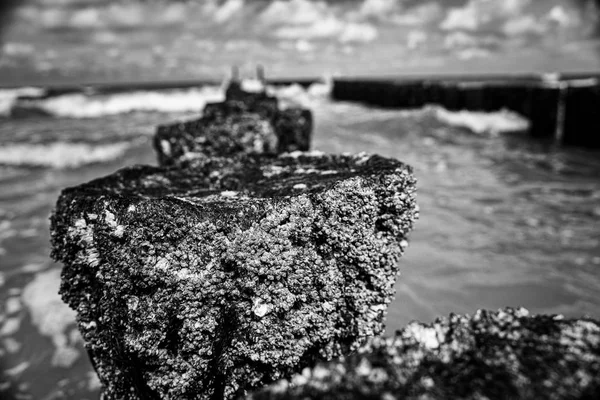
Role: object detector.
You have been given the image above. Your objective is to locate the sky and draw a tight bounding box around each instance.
[0,0,599,85]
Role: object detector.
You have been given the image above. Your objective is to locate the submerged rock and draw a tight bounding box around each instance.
[250,307,600,400]
[154,86,312,167]
[51,152,418,399]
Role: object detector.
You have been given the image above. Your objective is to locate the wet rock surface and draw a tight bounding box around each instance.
[51,152,418,399]
[250,307,600,400]
[155,90,312,166]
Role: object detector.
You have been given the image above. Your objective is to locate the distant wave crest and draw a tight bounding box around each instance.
[431,106,530,135]
[0,141,135,168]
[4,81,331,118]
[268,81,332,108]
[0,87,46,117]
[326,102,530,135]
[12,86,225,118]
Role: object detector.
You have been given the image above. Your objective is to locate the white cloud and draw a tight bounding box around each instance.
[350,0,441,26]
[547,5,578,28]
[444,31,478,49]
[19,2,187,30]
[501,6,581,38]
[68,8,103,29]
[213,0,245,24]
[356,0,400,20]
[407,30,427,49]
[273,16,343,40]
[498,0,529,16]
[262,0,378,43]
[339,22,378,43]
[274,17,377,44]
[444,31,501,50]
[440,4,479,31]
[260,0,331,26]
[2,42,35,56]
[440,0,532,31]
[502,15,546,37]
[295,39,315,53]
[457,47,492,60]
[27,8,71,29]
[443,30,501,60]
[39,0,107,5]
[392,3,443,26]
[92,30,117,44]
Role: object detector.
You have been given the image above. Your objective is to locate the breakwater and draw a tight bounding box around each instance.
[332,74,600,148]
[50,77,419,399]
[48,75,600,399]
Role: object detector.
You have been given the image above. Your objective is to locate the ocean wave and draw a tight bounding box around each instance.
[13,86,225,118]
[323,101,530,136]
[7,81,331,119]
[329,103,530,135]
[431,106,530,135]
[267,80,332,108]
[0,87,46,117]
[0,141,136,169]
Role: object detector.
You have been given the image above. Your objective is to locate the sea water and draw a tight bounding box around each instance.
[0,83,599,399]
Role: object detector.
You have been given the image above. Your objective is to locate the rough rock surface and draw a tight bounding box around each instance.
[154,90,312,166]
[51,152,418,400]
[250,307,600,400]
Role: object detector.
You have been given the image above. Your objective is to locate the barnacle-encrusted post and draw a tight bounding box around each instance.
[51,152,418,399]
[154,72,312,167]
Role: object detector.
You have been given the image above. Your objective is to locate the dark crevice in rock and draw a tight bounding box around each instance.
[112,330,161,400]
[209,307,238,400]
[162,313,184,355]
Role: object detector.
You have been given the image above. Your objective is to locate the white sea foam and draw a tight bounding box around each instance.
[0,317,20,336]
[8,81,330,118]
[25,86,225,118]
[0,87,45,117]
[4,361,29,377]
[333,103,530,135]
[268,80,332,108]
[0,220,16,258]
[241,79,265,93]
[432,106,530,135]
[0,141,134,169]
[22,269,80,368]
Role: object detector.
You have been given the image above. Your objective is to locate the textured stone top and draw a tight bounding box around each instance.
[51,152,418,400]
[60,151,401,205]
[249,307,600,400]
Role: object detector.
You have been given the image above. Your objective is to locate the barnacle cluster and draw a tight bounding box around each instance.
[51,151,418,399]
[250,307,600,400]
[154,82,312,167]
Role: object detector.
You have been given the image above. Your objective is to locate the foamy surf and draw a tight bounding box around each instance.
[267,81,332,108]
[14,86,225,118]
[22,269,81,368]
[432,106,530,135]
[326,102,530,136]
[0,87,46,117]
[5,81,331,118]
[0,141,135,169]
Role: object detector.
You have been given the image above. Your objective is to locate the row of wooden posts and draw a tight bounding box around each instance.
[331,76,600,148]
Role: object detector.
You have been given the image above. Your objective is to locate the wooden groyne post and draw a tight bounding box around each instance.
[331,75,600,148]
